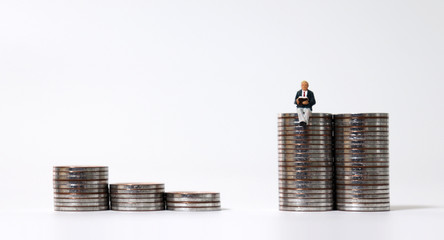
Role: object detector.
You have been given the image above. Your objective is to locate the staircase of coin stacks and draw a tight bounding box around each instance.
[278,113,389,212]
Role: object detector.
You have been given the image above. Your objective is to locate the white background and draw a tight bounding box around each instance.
[0,0,443,239]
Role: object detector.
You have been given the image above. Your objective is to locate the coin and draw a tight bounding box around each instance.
[54,193,109,198]
[111,193,164,198]
[279,206,333,211]
[336,206,390,211]
[110,183,165,190]
[111,202,165,207]
[111,206,165,211]
[166,202,221,207]
[111,198,164,203]
[165,207,221,211]
[53,166,108,171]
[110,189,164,194]
[54,206,109,211]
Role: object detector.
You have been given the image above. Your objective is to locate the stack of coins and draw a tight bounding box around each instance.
[165,192,221,211]
[110,183,165,211]
[278,113,334,211]
[334,113,390,211]
[53,166,109,211]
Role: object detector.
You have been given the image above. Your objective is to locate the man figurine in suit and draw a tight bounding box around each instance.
[294,80,316,127]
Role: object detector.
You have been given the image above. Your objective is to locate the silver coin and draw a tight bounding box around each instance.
[54,206,108,211]
[110,189,164,194]
[278,149,332,154]
[54,193,109,198]
[279,167,333,172]
[335,149,389,154]
[110,193,164,198]
[336,180,390,185]
[53,180,108,185]
[278,155,334,161]
[279,162,333,167]
[54,202,109,207]
[111,202,164,207]
[279,176,333,180]
[279,184,333,189]
[335,175,389,180]
[278,135,332,140]
[335,161,390,167]
[279,170,332,175]
[279,206,333,211]
[335,157,389,162]
[53,171,108,177]
[111,198,164,203]
[110,183,165,190]
[336,198,390,203]
[336,206,390,211]
[335,137,388,141]
[166,202,221,207]
[279,140,333,145]
[336,166,389,171]
[54,198,108,204]
[336,193,389,198]
[336,203,390,207]
[336,184,389,189]
[278,113,333,118]
[280,202,333,207]
[279,193,333,198]
[336,189,390,194]
[53,166,108,172]
[166,197,220,202]
[280,189,333,194]
[54,189,108,194]
[334,113,388,118]
[53,175,108,180]
[166,207,221,211]
[336,170,390,176]
[278,144,333,150]
[165,192,220,198]
[279,198,333,203]
[335,126,389,131]
[111,206,164,211]
[278,126,332,130]
[335,145,388,149]
[53,183,108,189]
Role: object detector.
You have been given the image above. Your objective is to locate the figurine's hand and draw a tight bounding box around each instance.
[302,100,309,105]
[296,99,300,104]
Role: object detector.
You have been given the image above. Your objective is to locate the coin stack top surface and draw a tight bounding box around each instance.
[278,113,334,211]
[165,191,221,211]
[110,182,165,211]
[53,166,109,211]
[334,113,390,212]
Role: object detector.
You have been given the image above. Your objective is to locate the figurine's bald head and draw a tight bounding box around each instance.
[301,81,309,91]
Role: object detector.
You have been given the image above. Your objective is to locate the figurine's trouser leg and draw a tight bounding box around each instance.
[297,108,311,123]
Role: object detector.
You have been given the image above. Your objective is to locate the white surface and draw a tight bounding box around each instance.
[1,0,444,238]
[1,207,444,240]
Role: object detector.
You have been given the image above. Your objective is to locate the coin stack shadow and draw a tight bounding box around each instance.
[165,192,221,211]
[278,113,334,211]
[110,183,165,211]
[53,166,109,211]
[334,113,390,211]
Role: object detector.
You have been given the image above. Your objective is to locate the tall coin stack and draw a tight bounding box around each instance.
[110,183,165,211]
[278,113,334,211]
[334,113,390,211]
[53,166,109,211]
[165,192,221,211]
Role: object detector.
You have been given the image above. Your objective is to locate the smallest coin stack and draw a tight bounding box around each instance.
[53,166,109,211]
[110,183,165,211]
[165,192,221,211]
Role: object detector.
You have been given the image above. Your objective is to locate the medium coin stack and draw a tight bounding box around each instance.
[53,166,109,211]
[334,113,390,211]
[278,113,334,211]
[165,192,221,211]
[110,183,165,211]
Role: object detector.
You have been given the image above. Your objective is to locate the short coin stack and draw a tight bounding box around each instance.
[165,192,221,211]
[110,183,165,211]
[278,113,334,211]
[334,113,390,211]
[53,166,109,211]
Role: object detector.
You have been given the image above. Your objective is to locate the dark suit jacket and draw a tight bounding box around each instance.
[294,89,316,110]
